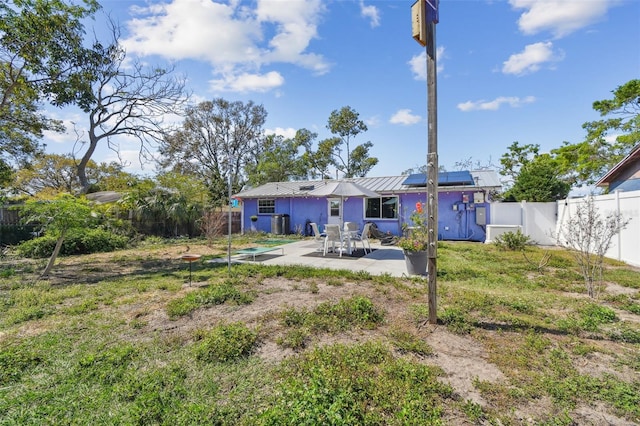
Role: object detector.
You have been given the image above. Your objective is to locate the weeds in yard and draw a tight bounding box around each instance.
[194,322,257,363]
[388,328,433,357]
[277,296,385,342]
[258,342,453,424]
[166,280,255,319]
[1,239,639,424]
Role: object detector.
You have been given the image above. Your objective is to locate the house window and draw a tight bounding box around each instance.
[258,199,275,214]
[365,196,398,219]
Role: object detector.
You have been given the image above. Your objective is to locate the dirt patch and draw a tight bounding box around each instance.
[423,326,505,405]
[605,281,638,296]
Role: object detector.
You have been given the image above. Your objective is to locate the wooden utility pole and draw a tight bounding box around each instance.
[412,0,439,324]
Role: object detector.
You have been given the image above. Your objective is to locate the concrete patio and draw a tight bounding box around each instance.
[230,239,415,278]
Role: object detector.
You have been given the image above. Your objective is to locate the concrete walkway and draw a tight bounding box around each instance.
[234,239,414,278]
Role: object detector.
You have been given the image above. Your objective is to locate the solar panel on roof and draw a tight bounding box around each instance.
[402,174,426,186]
[439,171,474,185]
[402,171,475,187]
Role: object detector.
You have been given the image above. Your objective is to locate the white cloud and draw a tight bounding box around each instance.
[457,96,536,111]
[502,41,564,75]
[42,111,85,145]
[389,109,422,125]
[510,0,611,38]
[122,0,329,94]
[265,127,297,139]
[365,115,381,128]
[408,46,446,80]
[209,71,285,93]
[359,1,380,28]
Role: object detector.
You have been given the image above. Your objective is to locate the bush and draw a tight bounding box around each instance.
[16,228,129,258]
[194,322,257,363]
[0,225,38,245]
[493,229,533,251]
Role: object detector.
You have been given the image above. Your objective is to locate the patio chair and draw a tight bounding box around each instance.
[323,224,343,257]
[343,222,359,252]
[309,222,325,251]
[350,222,372,254]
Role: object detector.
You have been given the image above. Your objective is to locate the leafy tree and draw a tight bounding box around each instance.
[499,142,570,202]
[21,193,95,277]
[499,141,540,185]
[0,158,12,189]
[502,154,570,202]
[72,21,187,194]
[325,106,378,178]
[0,0,101,168]
[10,153,138,196]
[245,132,310,186]
[553,79,640,186]
[159,98,267,205]
[303,134,337,179]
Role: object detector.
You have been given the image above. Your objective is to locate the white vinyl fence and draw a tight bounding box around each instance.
[488,201,557,246]
[556,191,640,267]
[488,191,640,267]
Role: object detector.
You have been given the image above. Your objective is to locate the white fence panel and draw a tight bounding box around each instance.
[522,202,557,245]
[556,190,640,267]
[489,201,557,245]
[490,202,523,225]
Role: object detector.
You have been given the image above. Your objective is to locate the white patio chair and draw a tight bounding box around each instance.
[350,222,372,254]
[343,222,359,252]
[309,222,325,251]
[323,224,343,257]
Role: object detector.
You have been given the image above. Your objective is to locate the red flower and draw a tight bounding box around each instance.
[415,202,423,214]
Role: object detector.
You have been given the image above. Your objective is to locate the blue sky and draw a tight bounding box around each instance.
[44,0,640,179]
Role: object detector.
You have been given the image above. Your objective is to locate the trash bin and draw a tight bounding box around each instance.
[281,214,290,235]
[271,214,283,235]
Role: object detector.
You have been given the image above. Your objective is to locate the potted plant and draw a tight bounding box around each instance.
[250,215,258,231]
[397,202,429,275]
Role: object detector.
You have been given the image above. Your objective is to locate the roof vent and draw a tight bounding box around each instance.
[299,185,315,191]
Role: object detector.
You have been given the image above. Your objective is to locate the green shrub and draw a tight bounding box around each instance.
[440,307,473,334]
[0,225,38,245]
[0,343,43,385]
[166,281,255,319]
[16,228,129,258]
[579,304,617,331]
[493,229,533,251]
[259,342,452,424]
[194,322,257,363]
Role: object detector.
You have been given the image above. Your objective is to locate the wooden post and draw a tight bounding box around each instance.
[425,4,439,325]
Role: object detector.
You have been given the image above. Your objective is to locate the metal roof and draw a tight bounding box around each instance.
[233,170,502,199]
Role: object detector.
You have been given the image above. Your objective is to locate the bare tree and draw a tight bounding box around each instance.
[73,22,188,193]
[556,197,630,298]
[159,98,267,205]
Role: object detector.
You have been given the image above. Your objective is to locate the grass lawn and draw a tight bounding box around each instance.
[1,237,639,425]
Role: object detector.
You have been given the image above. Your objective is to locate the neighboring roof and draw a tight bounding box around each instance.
[233,170,502,199]
[596,144,640,188]
[86,191,122,204]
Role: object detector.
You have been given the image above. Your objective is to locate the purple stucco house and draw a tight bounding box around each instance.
[233,170,502,242]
